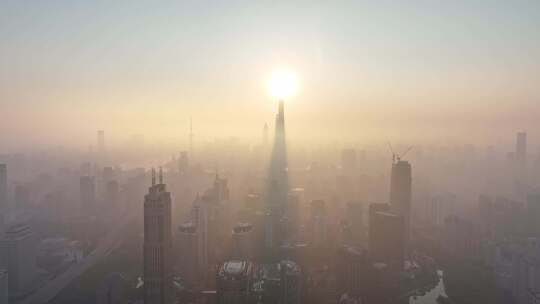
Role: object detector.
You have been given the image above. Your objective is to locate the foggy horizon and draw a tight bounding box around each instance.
[1,2,540,304]
[2,1,540,149]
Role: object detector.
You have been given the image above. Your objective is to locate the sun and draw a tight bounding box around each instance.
[266,68,298,100]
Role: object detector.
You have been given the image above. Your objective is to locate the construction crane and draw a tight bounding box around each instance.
[387,142,414,163]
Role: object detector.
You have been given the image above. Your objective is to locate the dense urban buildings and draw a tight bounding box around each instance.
[2,2,540,304]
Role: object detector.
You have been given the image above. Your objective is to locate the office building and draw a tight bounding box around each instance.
[143,169,173,304]
[232,223,254,260]
[217,260,254,304]
[178,151,189,174]
[0,269,7,304]
[177,222,202,290]
[80,176,96,214]
[0,223,38,296]
[14,184,31,210]
[105,180,119,209]
[389,160,412,243]
[0,165,6,211]
[309,200,328,249]
[336,245,369,298]
[369,212,404,268]
[346,202,364,246]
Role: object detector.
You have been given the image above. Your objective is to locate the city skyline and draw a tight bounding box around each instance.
[1,1,540,148]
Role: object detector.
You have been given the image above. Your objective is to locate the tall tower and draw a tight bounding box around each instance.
[80,176,96,214]
[265,100,289,261]
[0,164,6,211]
[389,159,412,244]
[143,168,173,304]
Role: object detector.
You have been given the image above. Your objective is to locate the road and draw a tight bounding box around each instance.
[18,212,137,304]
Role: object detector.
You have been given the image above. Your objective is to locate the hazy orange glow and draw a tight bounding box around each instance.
[267,69,299,100]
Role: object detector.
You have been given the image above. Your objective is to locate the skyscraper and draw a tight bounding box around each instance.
[369,212,405,268]
[0,223,38,296]
[265,100,289,261]
[389,160,412,243]
[143,168,173,304]
[80,176,96,214]
[217,260,254,304]
[0,269,7,304]
[0,164,7,211]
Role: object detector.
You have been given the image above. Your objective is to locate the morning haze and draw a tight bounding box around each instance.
[0,1,539,304]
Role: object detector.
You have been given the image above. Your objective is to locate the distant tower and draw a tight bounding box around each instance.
[516,131,527,163]
[97,130,105,153]
[143,168,173,304]
[0,269,7,304]
[177,222,201,289]
[80,176,96,214]
[0,164,6,211]
[265,100,289,261]
[389,160,412,244]
[369,211,404,267]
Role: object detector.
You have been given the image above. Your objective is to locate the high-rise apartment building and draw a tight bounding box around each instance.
[389,160,412,243]
[0,165,7,211]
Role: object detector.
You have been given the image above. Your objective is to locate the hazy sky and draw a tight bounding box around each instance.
[1,0,539,148]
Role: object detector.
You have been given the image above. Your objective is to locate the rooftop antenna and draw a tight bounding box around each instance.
[159,166,163,184]
[386,142,414,163]
[387,141,396,163]
[151,168,156,186]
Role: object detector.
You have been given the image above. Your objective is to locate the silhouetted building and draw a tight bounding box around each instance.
[346,202,364,246]
[178,151,189,173]
[232,223,254,260]
[265,100,289,262]
[369,212,404,268]
[336,245,369,298]
[309,200,328,249]
[442,215,480,260]
[368,203,390,227]
[259,260,301,304]
[105,180,119,209]
[143,169,173,304]
[0,223,38,296]
[14,184,31,210]
[177,222,202,290]
[0,269,6,304]
[217,260,254,304]
[389,160,412,243]
[0,165,6,211]
[80,176,96,214]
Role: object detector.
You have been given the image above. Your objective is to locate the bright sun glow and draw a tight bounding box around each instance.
[267,69,298,100]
